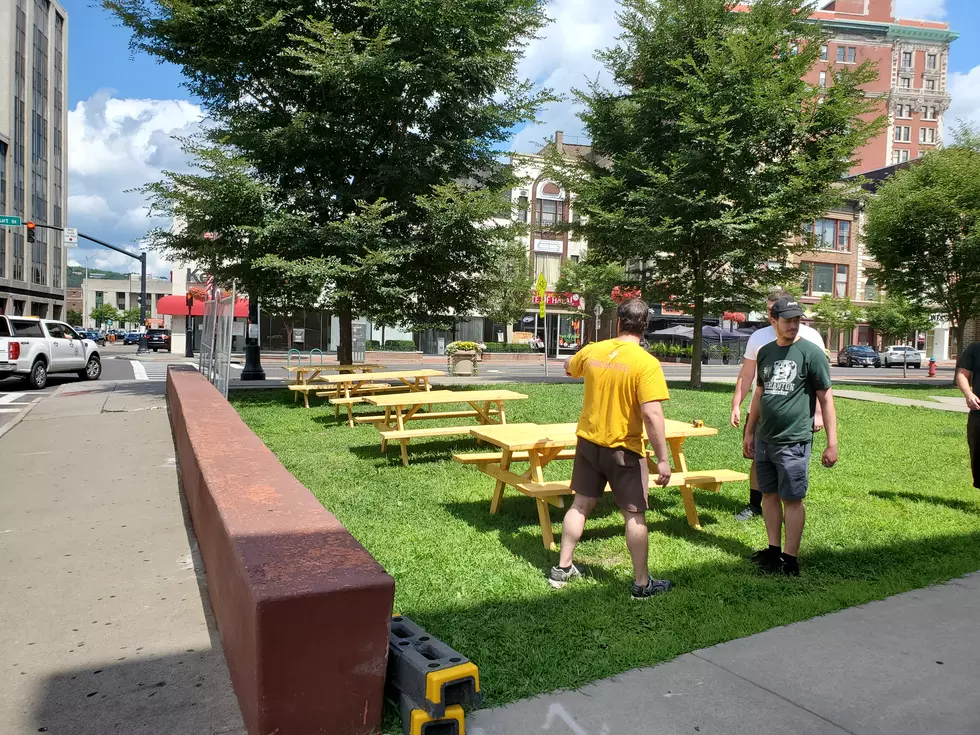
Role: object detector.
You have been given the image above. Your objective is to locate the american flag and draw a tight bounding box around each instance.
[205,273,214,297]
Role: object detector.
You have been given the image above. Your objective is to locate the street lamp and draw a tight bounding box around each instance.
[185,292,195,358]
[81,254,97,328]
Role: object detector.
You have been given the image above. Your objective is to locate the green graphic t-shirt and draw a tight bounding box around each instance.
[957,342,980,413]
[756,338,832,444]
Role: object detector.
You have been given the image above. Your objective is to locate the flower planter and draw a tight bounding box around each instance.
[449,351,477,376]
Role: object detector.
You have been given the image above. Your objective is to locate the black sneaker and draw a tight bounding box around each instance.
[778,556,800,577]
[631,577,673,600]
[749,547,778,566]
[548,564,582,589]
[735,505,762,522]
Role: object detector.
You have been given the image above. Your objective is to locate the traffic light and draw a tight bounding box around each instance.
[26,221,35,243]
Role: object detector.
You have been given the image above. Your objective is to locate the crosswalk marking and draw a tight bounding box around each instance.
[128,361,204,382]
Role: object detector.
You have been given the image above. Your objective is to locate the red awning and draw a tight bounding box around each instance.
[156,294,250,318]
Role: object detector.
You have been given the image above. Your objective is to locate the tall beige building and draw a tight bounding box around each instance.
[0,0,69,319]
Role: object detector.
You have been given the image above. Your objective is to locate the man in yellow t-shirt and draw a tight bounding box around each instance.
[550,298,674,600]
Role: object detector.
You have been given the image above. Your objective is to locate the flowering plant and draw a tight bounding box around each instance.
[610,286,642,304]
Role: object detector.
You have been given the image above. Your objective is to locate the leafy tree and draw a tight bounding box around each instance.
[119,307,142,329]
[106,0,553,363]
[479,243,533,334]
[865,296,933,377]
[864,125,980,352]
[90,303,119,327]
[66,309,83,326]
[809,295,862,347]
[554,256,628,342]
[546,0,884,386]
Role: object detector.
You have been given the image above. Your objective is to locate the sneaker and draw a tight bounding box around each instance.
[548,564,582,589]
[748,547,778,565]
[735,505,762,522]
[778,556,800,577]
[631,577,673,600]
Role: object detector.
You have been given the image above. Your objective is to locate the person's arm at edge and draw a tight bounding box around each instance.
[641,400,671,486]
[956,365,980,410]
[816,387,838,467]
[565,344,588,377]
[743,385,763,459]
[730,357,756,427]
[803,326,826,432]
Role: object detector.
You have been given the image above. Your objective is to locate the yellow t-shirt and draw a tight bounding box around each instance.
[568,339,670,456]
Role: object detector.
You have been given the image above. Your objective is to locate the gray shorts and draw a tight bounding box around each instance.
[754,439,812,501]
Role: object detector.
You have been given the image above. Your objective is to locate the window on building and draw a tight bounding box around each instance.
[864,278,877,301]
[901,51,913,68]
[847,47,856,63]
[836,264,848,297]
[813,219,836,249]
[0,141,5,280]
[535,198,563,229]
[808,263,835,296]
[892,149,911,164]
[116,292,126,310]
[900,77,911,89]
[895,104,911,118]
[837,220,850,250]
[819,71,827,88]
[533,252,561,286]
[820,45,828,61]
[923,106,937,120]
[95,291,103,307]
[516,195,528,223]
[920,127,936,144]
[927,53,937,70]
[926,78,937,91]
[894,126,911,142]
[570,254,580,264]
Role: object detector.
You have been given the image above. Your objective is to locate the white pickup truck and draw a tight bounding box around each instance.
[0,316,102,389]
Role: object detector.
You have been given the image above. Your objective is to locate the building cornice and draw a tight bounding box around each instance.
[806,17,958,45]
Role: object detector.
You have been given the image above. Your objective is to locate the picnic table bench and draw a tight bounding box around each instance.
[312,369,443,423]
[455,420,747,548]
[362,389,528,466]
[284,363,386,407]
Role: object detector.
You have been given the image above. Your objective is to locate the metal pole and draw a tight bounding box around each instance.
[137,252,148,354]
[544,306,549,377]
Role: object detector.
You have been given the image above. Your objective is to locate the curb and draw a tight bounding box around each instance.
[0,382,68,442]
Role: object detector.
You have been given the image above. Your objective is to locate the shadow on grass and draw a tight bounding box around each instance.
[444,495,755,569]
[409,529,980,709]
[870,489,980,515]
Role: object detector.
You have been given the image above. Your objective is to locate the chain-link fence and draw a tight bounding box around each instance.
[198,283,237,398]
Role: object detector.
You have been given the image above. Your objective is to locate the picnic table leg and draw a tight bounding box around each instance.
[679,486,702,530]
[497,400,507,425]
[668,438,689,472]
[536,499,556,550]
[395,407,410,466]
[490,450,512,514]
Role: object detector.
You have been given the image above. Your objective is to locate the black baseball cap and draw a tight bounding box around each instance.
[770,297,805,319]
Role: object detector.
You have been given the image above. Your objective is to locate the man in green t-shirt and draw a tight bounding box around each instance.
[955,341,980,489]
[744,298,839,576]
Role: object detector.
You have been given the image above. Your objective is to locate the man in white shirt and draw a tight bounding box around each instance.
[730,289,826,521]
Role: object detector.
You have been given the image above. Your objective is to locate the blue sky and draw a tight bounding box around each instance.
[61,0,980,275]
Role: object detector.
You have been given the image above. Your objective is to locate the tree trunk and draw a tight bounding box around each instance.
[690,293,705,389]
[954,319,967,361]
[338,304,353,365]
[381,325,386,349]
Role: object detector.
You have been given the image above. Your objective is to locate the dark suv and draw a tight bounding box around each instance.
[145,329,172,352]
[837,344,880,368]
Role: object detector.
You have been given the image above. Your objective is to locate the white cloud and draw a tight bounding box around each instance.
[947,64,980,138]
[509,0,621,154]
[893,0,946,20]
[68,91,205,275]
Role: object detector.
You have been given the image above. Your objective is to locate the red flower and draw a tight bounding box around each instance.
[610,286,642,304]
[723,311,747,323]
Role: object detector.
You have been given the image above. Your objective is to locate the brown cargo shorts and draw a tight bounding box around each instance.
[571,437,649,513]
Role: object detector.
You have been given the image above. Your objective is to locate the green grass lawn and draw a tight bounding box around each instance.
[233,382,980,713]
[836,381,965,402]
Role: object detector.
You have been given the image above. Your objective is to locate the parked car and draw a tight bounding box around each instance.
[145,328,172,352]
[879,345,922,368]
[82,329,107,347]
[0,316,102,389]
[123,331,141,345]
[837,344,880,368]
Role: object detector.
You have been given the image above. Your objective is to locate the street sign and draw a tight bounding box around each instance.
[106,320,113,326]
[535,272,547,297]
[593,303,603,317]
[0,215,23,227]
[64,227,78,246]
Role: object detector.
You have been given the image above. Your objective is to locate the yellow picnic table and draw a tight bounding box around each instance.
[314,369,443,422]
[284,363,385,404]
[362,389,529,466]
[457,420,747,548]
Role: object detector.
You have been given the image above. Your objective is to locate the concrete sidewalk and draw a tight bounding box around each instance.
[835,389,970,413]
[0,381,244,735]
[468,572,980,735]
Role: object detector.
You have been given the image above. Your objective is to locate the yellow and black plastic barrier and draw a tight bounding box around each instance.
[387,615,482,727]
